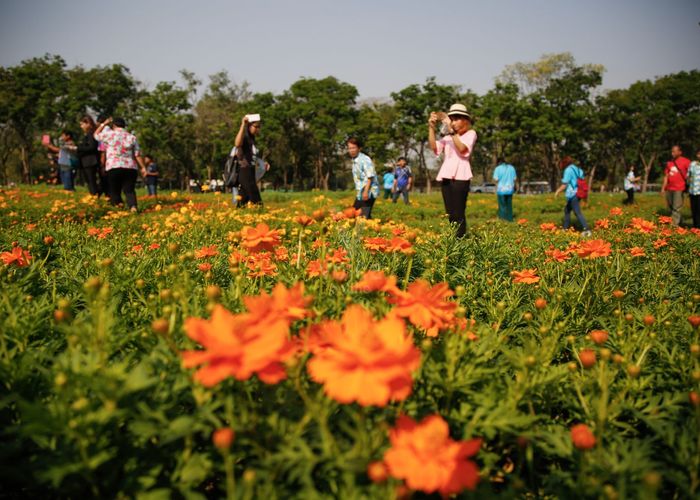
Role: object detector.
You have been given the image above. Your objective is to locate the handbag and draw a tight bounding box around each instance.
[224,152,240,188]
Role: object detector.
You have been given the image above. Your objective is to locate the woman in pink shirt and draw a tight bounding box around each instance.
[428,103,478,237]
[94,117,146,212]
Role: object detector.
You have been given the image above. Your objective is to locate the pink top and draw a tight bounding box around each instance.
[94,127,141,171]
[434,129,477,181]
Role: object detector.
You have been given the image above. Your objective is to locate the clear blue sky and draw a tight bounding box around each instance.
[1,0,699,99]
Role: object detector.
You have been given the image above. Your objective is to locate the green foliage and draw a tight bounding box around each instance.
[0,187,699,498]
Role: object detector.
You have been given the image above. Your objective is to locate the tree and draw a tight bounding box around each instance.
[496,53,604,189]
[0,54,69,182]
[281,77,358,190]
[192,70,251,182]
[130,81,195,188]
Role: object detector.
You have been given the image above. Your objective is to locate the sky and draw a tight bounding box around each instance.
[1,0,699,100]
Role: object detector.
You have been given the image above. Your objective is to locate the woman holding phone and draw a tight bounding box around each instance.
[428,104,478,238]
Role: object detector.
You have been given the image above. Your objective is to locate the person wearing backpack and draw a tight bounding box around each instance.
[661,145,690,226]
[554,156,591,236]
[233,114,269,207]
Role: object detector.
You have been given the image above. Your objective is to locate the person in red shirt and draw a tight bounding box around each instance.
[661,145,690,226]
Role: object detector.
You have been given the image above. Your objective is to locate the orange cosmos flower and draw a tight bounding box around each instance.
[1,246,32,267]
[658,215,673,225]
[294,215,314,227]
[570,423,596,450]
[306,259,326,278]
[182,305,293,386]
[540,222,557,232]
[242,282,312,326]
[182,283,310,386]
[388,280,457,337]
[512,269,540,284]
[327,248,349,264]
[149,243,161,250]
[386,237,414,254]
[629,246,645,257]
[517,218,528,225]
[306,305,420,406]
[544,248,571,263]
[246,253,277,277]
[364,237,390,252]
[240,223,282,253]
[383,414,481,495]
[194,245,219,259]
[274,246,289,262]
[594,218,610,230]
[653,238,668,249]
[87,227,113,239]
[630,218,656,234]
[331,270,348,283]
[352,270,400,294]
[609,207,623,216]
[197,262,212,272]
[576,239,611,259]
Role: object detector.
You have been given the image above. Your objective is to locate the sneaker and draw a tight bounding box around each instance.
[129,206,138,213]
[581,230,592,237]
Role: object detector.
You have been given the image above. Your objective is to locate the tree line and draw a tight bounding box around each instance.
[1,53,698,191]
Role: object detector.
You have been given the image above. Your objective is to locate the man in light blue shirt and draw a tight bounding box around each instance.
[492,158,517,221]
[554,156,590,236]
[347,137,379,218]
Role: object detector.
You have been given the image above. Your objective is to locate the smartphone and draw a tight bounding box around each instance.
[42,134,51,145]
[246,113,261,122]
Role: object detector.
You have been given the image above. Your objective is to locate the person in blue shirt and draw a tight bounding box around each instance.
[492,158,517,221]
[347,137,379,218]
[42,130,78,191]
[143,155,159,196]
[392,157,413,205]
[382,168,395,199]
[554,156,591,236]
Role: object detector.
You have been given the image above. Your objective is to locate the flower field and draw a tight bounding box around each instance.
[1,187,700,498]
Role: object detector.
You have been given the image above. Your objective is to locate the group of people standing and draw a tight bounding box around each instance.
[42,115,159,211]
[662,145,700,228]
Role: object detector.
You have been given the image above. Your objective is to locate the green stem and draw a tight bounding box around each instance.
[403,255,413,290]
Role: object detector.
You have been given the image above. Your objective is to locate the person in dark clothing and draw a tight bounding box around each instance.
[234,114,268,207]
[77,115,100,195]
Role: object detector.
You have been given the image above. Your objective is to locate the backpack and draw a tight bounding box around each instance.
[576,172,589,200]
[223,148,240,188]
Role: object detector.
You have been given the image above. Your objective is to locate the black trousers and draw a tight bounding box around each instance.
[623,188,634,205]
[237,167,262,206]
[108,168,138,209]
[441,179,470,237]
[353,196,376,218]
[690,194,700,229]
[79,166,99,195]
